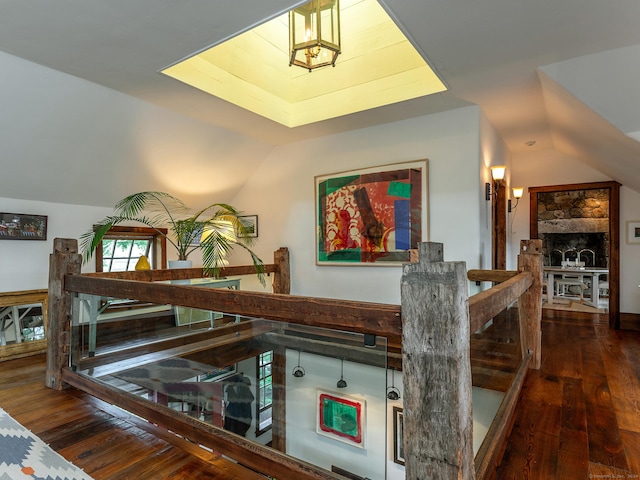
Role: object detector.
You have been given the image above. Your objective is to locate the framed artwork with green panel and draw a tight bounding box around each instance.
[315,160,428,265]
[316,390,365,448]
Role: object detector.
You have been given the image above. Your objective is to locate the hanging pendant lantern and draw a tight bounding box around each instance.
[289,0,341,72]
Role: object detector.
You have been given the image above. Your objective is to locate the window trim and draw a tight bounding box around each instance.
[95,226,167,272]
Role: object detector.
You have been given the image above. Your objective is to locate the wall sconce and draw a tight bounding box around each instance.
[508,187,524,213]
[386,369,401,400]
[292,350,305,377]
[337,359,347,388]
[485,165,507,201]
[491,165,506,181]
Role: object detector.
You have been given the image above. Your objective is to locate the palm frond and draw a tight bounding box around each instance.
[191,202,239,221]
[114,192,190,226]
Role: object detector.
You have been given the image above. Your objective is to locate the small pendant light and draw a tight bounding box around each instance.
[337,358,347,388]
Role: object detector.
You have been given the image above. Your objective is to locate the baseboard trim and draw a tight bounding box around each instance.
[620,312,640,331]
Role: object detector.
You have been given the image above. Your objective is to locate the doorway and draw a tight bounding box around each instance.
[529,181,620,328]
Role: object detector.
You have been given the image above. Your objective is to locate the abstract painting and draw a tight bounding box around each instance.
[316,390,365,448]
[315,160,427,265]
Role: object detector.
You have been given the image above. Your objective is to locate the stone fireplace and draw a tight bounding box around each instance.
[537,189,609,267]
[541,232,608,267]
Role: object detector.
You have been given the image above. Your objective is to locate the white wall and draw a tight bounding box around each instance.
[285,350,389,480]
[0,51,273,210]
[0,197,112,291]
[620,187,640,313]
[230,106,488,304]
[0,194,225,292]
[0,50,275,293]
[509,148,640,313]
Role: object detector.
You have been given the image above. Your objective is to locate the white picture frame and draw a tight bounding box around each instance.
[626,221,640,244]
[316,389,366,449]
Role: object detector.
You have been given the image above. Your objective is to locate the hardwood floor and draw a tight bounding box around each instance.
[496,313,640,479]
[1,313,639,479]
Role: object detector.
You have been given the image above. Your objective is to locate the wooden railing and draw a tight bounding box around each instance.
[401,240,542,479]
[46,238,542,480]
[0,289,48,361]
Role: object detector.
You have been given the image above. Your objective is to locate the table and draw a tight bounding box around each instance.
[544,266,609,308]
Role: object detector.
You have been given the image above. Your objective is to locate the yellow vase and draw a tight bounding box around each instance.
[135,255,151,270]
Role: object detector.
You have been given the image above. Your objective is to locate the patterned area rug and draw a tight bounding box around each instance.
[0,406,93,480]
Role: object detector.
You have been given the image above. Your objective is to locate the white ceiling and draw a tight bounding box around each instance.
[2,0,640,190]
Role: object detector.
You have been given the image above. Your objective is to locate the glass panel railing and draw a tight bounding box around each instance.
[272,323,388,479]
[71,292,233,364]
[470,304,522,455]
[70,295,389,479]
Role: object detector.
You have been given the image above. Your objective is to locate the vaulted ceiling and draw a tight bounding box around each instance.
[3,0,640,196]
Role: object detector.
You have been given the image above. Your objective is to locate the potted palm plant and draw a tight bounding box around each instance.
[80,191,265,284]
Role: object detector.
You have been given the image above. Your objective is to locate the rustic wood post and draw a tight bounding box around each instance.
[46,238,82,390]
[401,242,475,480]
[271,345,287,453]
[270,248,289,453]
[273,247,290,294]
[517,239,543,369]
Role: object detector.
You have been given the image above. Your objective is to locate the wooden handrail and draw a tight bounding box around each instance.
[469,271,532,333]
[467,269,518,283]
[0,289,48,306]
[80,264,279,280]
[63,275,402,342]
[79,246,290,293]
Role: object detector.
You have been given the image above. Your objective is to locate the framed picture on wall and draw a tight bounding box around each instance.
[315,160,428,266]
[626,221,640,244]
[316,390,366,449]
[0,212,47,241]
[237,215,258,238]
[393,406,405,465]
